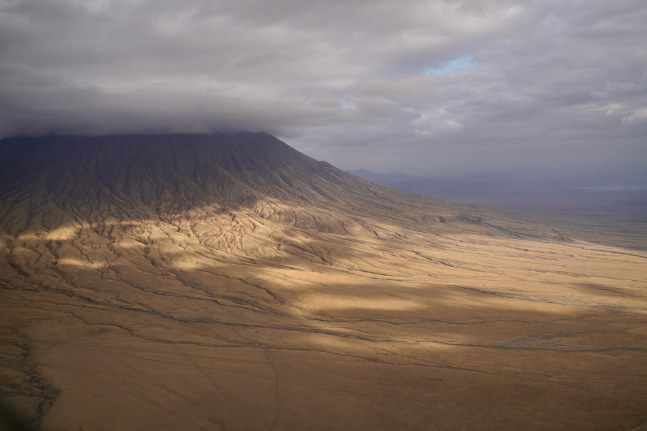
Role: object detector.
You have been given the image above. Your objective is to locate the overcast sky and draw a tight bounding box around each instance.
[1,0,646,181]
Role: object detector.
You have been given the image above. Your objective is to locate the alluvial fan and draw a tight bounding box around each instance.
[1,133,646,431]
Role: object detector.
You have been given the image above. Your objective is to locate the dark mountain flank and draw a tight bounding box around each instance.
[0,133,363,211]
[0,133,545,238]
[1,133,646,431]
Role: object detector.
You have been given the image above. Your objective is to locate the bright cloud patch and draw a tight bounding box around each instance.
[622,108,647,126]
[412,109,463,137]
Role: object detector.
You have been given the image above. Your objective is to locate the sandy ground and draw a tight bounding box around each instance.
[0,134,645,430]
[1,200,646,431]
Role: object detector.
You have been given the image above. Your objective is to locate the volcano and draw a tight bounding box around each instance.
[1,133,646,431]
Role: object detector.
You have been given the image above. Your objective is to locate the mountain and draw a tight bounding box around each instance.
[2,133,367,212]
[0,134,511,236]
[1,133,646,431]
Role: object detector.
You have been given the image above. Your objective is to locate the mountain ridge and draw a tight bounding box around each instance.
[0,132,538,240]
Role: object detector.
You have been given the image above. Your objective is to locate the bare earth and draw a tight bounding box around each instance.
[0,135,646,430]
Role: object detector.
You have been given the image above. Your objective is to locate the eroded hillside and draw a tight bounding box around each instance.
[1,134,646,430]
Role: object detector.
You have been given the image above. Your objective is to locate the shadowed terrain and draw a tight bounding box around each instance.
[0,133,646,430]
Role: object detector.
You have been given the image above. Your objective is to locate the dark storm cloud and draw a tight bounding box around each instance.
[1,0,646,179]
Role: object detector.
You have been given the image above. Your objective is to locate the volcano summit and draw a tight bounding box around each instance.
[0,133,646,430]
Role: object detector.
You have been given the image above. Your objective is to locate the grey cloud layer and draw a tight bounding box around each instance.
[1,0,646,179]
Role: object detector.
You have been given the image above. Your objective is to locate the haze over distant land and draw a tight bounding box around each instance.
[350,169,647,221]
[1,0,646,185]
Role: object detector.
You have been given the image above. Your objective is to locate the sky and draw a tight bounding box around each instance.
[1,0,646,181]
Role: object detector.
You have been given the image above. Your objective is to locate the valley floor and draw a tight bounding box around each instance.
[1,207,647,430]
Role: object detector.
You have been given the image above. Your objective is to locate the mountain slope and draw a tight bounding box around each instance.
[1,133,361,210]
[0,133,479,233]
[0,133,646,431]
